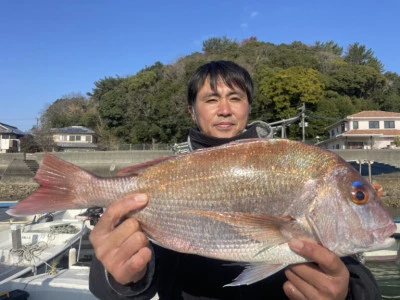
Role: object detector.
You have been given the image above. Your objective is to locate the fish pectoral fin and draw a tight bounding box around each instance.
[183,210,294,244]
[224,263,288,287]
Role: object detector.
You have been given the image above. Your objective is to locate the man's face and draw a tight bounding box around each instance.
[189,77,250,138]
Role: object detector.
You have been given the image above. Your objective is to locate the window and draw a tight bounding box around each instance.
[1,134,10,139]
[76,135,81,141]
[384,121,395,128]
[341,123,345,132]
[369,121,380,129]
[69,135,75,141]
[353,121,358,129]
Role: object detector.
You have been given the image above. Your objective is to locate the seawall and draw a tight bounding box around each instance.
[0,150,173,181]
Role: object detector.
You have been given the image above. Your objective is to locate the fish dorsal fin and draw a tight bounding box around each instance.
[225,138,265,145]
[117,154,178,176]
[183,210,294,246]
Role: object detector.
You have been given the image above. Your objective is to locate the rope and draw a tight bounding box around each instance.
[47,223,79,240]
[9,241,49,264]
[8,223,80,264]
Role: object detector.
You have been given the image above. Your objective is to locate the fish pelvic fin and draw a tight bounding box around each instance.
[7,153,93,216]
[224,263,288,287]
[184,210,294,246]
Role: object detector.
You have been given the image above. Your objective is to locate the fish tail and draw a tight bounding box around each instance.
[7,153,95,216]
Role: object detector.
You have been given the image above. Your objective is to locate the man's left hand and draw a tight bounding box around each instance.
[283,239,350,300]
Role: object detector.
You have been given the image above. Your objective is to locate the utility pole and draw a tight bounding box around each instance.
[298,103,306,142]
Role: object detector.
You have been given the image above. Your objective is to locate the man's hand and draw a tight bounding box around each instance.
[89,193,151,285]
[283,239,350,300]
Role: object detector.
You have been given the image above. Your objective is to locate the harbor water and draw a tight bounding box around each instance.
[366,259,400,299]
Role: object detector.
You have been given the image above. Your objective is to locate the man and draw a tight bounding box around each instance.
[89,60,380,299]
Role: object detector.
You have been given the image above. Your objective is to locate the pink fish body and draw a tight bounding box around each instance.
[7,138,396,285]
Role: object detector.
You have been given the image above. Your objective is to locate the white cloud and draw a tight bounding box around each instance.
[251,11,259,18]
[241,23,248,28]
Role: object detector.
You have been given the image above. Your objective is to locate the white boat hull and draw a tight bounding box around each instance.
[0,267,97,300]
[0,210,89,285]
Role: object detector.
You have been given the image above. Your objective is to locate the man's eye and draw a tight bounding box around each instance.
[206,99,217,103]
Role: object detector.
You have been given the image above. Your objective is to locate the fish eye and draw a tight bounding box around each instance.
[350,182,369,205]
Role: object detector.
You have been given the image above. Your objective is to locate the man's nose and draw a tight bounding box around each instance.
[217,100,232,116]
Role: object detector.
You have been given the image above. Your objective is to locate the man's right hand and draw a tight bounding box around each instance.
[89,193,151,285]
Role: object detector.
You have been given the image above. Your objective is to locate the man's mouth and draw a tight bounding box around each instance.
[215,122,235,129]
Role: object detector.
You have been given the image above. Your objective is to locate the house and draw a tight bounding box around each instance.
[318,110,400,150]
[0,122,25,153]
[51,126,98,152]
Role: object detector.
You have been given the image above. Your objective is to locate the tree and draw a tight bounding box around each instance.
[313,41,344,74]
[326,64,386,99]
[35,36,400,144]
[314,41,343,56]
[394,136,400,147]
[266,41,320,69]
[344,42,384,73]
[202,36,239,56]
[20,134,41,153]
[30,127,57,152]
[87,76,124,102]
[98,88,128,130]
[40,94,91,129]
[258,66,324,119]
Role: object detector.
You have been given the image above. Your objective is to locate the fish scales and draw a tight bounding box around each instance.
[130,140,344,260]
[7,138,396,286]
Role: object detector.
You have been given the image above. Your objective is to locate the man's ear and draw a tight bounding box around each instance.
[188,105,196,122]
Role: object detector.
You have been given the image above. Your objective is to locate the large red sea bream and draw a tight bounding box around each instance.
[7,139,396,286]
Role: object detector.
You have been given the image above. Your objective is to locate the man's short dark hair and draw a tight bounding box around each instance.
[187,60,254,106]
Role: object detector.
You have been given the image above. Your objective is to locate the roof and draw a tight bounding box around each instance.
[325,110,400,129]
[342,129,400,136]
[50,126,96,135]
[0,122,25,136]
[348,111,400,118]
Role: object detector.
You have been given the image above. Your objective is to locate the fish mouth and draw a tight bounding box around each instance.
[373,222,397,243]
[362,237,396,252]
[351,223,397,254]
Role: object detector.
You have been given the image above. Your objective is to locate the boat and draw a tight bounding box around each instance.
[0,261,97,300]
[362,218,400,262]
[0,209,90,285]
[0,201,38,232]
[0,206,160,300]
[0,263,160,300]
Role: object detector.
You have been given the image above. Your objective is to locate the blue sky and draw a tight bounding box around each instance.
[1,0,399,132]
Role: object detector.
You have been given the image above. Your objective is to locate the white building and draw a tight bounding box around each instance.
[0,122,25,153]
[318,110,400,150]
[50,126,98,151]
